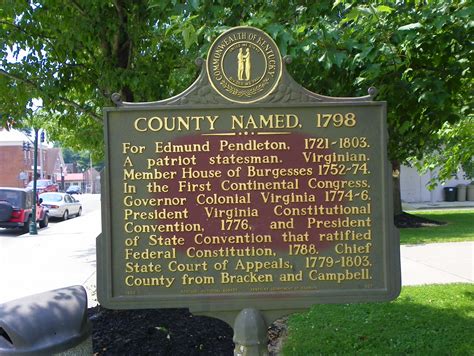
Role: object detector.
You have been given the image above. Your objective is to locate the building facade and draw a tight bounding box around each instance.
[0,128,64,188]
[55,168,101,194]
[400,165,471,202]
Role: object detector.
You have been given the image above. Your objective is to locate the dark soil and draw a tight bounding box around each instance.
[88,306,235,355]
[394,212,446,228]
[88,306,286,355]
[89,213,443,355]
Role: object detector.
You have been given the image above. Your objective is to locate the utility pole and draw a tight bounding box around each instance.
[22,141,31,187]
[60,164,65,192]
[89,152,93,193]
[39,130,45,178]
[29,128,38,235]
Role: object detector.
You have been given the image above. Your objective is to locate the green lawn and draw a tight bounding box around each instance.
[400,209,474,244]
[283,284,474,355]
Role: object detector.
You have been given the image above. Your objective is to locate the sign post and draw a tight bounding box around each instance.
[29,128,39,235]
[97,26,400,353]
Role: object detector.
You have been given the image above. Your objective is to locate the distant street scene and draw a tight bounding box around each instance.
[0,194,100,306]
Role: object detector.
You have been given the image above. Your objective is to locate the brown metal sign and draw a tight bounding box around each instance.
[97,27,401,316]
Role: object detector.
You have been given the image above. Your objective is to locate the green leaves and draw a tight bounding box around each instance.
[334,0,472,169]
[0,0,471,174]
[376,5,394,14]
[411,116,474,186]
[166,14,199,50]
[398,22,423,31]
[339,4,394,25]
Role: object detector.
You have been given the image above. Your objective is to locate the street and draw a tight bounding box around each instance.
[0,194,101,306]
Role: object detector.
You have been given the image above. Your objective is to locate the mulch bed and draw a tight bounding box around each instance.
[88,306,234,355]
[89,305,287,355]
[394,212,446,228]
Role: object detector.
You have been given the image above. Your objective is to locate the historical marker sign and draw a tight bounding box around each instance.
[97,27,400,315]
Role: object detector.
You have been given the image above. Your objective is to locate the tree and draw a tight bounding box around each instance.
[61,147,103,172]
[329,1,473,213]
[169,0,473,213]
[0,0,340,156]
[410,115,474,188]
[1,0,198,155]
[1,1,472,214]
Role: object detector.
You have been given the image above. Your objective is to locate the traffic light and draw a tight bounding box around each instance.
[40,131,45,142]
[22,141,31,151]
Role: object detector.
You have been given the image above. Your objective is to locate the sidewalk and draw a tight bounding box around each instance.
[400,202,473,284]
[0,194,100,307]
[0,197,472,307]
[401,242,473,285]
[403,200,474,210]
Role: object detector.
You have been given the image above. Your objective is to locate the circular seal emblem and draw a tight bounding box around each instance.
[207,26,282,104]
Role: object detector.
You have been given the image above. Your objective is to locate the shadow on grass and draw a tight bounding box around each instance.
[284,292,474,354]
[399,210,474,244]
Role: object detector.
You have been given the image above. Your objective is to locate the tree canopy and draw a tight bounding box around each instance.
[410,115,474,188]
[1,0,472,172]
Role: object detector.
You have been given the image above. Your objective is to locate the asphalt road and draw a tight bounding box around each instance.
[0,194,101,305]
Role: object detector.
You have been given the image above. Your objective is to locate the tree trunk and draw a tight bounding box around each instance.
[392,160,403,215]
[115,1,134,102]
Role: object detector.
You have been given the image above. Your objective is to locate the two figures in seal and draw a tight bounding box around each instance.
[237,48,251,81]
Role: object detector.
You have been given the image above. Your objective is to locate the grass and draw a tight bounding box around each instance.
[399,209,474,245]
[283,284,474,355]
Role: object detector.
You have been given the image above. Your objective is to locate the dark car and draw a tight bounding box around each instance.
[0,187,49,232]
[66,185,82,195]
[26,179,59,194]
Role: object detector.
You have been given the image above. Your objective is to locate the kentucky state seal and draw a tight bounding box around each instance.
[206,26,283,104]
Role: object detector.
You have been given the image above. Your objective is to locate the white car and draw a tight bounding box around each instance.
[39,192,82,220]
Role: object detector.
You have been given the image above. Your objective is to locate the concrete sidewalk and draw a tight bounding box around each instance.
[401,242,473,285]
[403,200,474,210]
[0,196,472,307]
[0,194,100,307]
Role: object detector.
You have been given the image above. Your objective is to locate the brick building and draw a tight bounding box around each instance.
[54,168,101,194]
[0,128,65,188]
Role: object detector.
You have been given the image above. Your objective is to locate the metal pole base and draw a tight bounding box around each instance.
[29,221,38,235]
[233,308,268,356]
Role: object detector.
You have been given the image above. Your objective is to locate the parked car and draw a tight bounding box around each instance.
[66,185,82,195]
[39,192,82,220]
[0,187,49,232]
[27,179,59,193]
